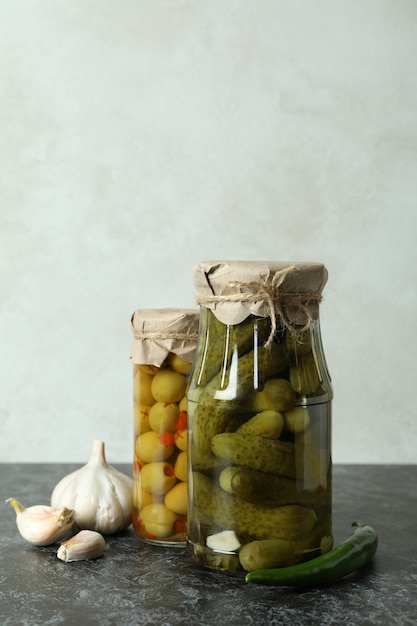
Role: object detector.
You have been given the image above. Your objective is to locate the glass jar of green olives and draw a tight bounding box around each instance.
[130,308,199,546]
[187,261,333,573]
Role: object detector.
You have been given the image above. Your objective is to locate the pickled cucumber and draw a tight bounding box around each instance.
[192,472,317,540]
[239,513,333,571]
[239,537,312,571]
[211,432,296,478]
[236,410,284,439]
[197,341,288,403]
[220,466,326,508]
[246,378,296,413]
[193,313,280,388]
[282,406,310,433]
[190,443,223,472]
[290,352,320,395]
[191,402,236,456]
[232,343,289,399]
[295,423,330,491]
[285,329,312,356]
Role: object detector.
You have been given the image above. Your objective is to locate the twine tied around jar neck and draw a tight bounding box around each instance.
[132,330,199,341]
[196,266,322,347]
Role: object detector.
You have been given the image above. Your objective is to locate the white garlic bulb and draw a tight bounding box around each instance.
[51,440,133,535]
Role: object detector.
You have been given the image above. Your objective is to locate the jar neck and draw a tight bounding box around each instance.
[290,318,333,405]
[188,308,332,405]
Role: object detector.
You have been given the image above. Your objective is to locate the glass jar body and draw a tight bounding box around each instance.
[187,308,333,573]
[132,354,190,546]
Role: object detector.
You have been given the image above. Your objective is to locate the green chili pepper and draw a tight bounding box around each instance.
[245,522,378,587]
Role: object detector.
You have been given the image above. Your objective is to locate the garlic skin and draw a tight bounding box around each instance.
[57,530,107,562]
[6,498,75,546]
[51,440,133,535]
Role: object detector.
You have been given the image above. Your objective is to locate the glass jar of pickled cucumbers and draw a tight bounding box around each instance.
[130,308,199,546]
[187,261,333,573]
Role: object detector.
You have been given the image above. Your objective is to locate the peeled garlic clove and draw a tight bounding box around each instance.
[57,530,107,562]
[206,530,241,552]
[6,497,75,546]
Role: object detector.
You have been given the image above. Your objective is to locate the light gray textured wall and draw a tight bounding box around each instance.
[1,1,416,463]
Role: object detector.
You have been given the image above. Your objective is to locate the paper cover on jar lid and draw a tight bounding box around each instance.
[130,308,199,367]
[192,260,328,328]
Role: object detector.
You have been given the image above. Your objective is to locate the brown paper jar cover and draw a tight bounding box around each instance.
[130,308,199,368]
[192,260,328,331]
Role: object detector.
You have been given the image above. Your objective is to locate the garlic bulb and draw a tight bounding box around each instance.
[51,440,133,535]
[6,498,75,546]
[57,530,108,562]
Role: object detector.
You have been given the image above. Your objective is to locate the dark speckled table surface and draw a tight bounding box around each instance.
[1,463,416,626]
